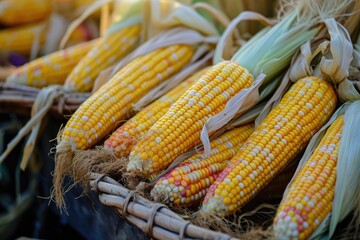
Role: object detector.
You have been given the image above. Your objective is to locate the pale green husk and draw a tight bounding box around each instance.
[280,101,360,239]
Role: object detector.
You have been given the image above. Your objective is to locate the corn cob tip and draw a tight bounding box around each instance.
[273,211,307,239]
[6,71,28,85]
[127,154,144,172]
[150,185,170,204]
[201,193,229,217]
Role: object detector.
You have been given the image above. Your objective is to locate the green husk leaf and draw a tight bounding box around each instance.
[201,0,356,152]
[329,100,360,237]
[279,101,360,239]
[232,11,319,83]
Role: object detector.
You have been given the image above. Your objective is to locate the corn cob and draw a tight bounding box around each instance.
[61,44,194,150]
[0,0,52,26]
[104,68,209,156]
[64,24,141,92]
[151,124,254,207]
[201,76,337,216]
[0,22,46,55]
[273,115,343,240]
[128,61,254,174]
[6,40,98,88]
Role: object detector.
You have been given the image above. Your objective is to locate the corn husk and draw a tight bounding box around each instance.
[338,32,360,102]
[257,17,356,126]
[281,101,360,239]
[200,0,355,155]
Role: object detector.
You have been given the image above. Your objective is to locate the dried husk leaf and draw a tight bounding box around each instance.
[338,33,360,102]
[320,18,353,84]
[328,100,360,237]
[60,0,120,49]
[201,74,265,155]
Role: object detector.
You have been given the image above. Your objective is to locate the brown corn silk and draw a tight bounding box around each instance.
[273,115,343,239]
[104,67,209,156]
[201,77,337,216]
[128,61,254,175]
[64,24,141,92]
[6,40,97,88]
[151,123,254,207]
[0,0,52,26]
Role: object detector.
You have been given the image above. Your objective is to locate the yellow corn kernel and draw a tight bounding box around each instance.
[274,115,343,240]
[151,124,254,207]
[64,24,141,92]
[0,0,52,26]
[61,44,194,150]
[7,40,97,88]
[104,68,209,156]
[128,61,254,174]
[201,76,337,216]
[0,21,46,54]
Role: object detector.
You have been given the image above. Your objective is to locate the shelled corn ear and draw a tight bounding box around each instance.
[64,24,141,92]
[6,40,97,88]
[0,0,52,26]
[151,124,254,207]
[201,76,337,216]
[128,61,254,174]
[273,115,343,240]
[104,68,209,156]
[0,22,46,54]
[60,44,194,151]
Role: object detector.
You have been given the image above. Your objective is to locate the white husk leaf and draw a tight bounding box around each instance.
[329,100,360,237]
[42,14,67,54]
[229,101,267,127]
[29,21,47,61]
[338,79,360,101]
[289,40,330,81]
[337,33,360,102]
[200,74,265,156]
[91,66,115,93]
[255,74,287,127]
[320,18,353,84]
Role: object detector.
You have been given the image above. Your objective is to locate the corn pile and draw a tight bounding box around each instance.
[1,0,359,239]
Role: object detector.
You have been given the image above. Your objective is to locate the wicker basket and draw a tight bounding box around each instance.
[90,173,238,240]
[0,83,89,117]
[88,160,300,240]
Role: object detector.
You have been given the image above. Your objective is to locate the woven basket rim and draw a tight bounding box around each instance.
[90,172,238,240]
[0,82,89,116]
